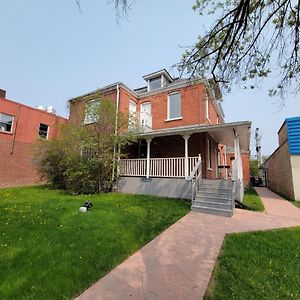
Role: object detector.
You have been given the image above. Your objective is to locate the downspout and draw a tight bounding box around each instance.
[10,103,22,154]
[112,83,120,182]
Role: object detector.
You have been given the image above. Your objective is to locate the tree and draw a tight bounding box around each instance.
[178,0,300,97]
[250,159,259,176]
[34,97,137,194]
[76,0,131,18]
[97,0,300,97]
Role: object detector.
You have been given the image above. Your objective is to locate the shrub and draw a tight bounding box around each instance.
[34,98,137,194]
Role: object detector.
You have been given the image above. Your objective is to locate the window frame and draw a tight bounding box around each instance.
[0,112,14,134]
[84,99,100,125]
[205,93,210,122]
[128,99,137,129]
[38,123,49,140]
[166,92,182,121]
[148,76,162,91]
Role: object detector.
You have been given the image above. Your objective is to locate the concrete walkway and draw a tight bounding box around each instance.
[76,188,300,300]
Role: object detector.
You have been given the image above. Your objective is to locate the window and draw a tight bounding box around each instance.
[84,99,100,124]
[0,113,14,133]
[168,92,181,120]
[149,77,161,91]
[128,100,137,129]
[38,123,49,139]
[207,138,212,169]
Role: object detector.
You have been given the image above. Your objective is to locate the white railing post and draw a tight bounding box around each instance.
[146,138,152,178]
[182,134,190,179]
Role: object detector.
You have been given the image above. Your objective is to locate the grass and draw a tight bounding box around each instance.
[205,227,300,299]
[242,187,264,212]
[291,201,300,208]
[0,186,190,300]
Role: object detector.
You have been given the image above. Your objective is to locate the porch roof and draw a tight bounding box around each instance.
[138,121,252,151]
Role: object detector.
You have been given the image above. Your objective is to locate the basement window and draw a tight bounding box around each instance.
[38,123,49,139]
[0,113,14,133]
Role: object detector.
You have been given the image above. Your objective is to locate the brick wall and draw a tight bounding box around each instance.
[278,122,288,146]
[264,141,295,199]
[69,82,223,131]
[0,139,41,188]
[226,151,250,186]
[0,97,67,188]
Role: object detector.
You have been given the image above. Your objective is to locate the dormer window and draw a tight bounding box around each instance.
[149,77,162,91]
[143,69,174,92]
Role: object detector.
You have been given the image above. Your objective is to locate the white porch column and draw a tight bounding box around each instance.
[146,138,152,178]
[182,134,190,179]
[233,129,244,201]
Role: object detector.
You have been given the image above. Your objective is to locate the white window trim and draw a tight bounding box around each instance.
[38,123,50,140]
[129,99,137,112]
[165,116,183,122]
[205,93,211,123]
[167,92,182,121]
[141,101,151,112]
[0,113,14,134]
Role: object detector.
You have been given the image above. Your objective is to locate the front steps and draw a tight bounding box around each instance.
[191,179,234,217]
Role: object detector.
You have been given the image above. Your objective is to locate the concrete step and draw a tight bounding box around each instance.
[197,190,232,197]
[191,205,233,217]
[195,195,232,204]
[200,183,232,189]
[193,200,232,210]
[201,179,232,186]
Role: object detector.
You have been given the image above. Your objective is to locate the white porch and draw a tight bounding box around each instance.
[120,156,199,178]
[117,121,251,211]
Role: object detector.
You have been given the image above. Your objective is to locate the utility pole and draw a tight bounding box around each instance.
[255,128,262,165]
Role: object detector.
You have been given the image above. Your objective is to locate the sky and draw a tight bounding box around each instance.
[0,0,299,156]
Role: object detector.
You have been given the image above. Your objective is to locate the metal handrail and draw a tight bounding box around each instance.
[186,155,202,205]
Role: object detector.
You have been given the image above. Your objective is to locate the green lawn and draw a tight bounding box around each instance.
[243,187,264,211]
[205,227,300,299]
[291,201,300,208]
[0,186,190,300]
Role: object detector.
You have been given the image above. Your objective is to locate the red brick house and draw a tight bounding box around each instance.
[0,89,67,188]
[69,70,251,216]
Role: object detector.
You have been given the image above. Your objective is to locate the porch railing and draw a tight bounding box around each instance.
[119,156,199,178]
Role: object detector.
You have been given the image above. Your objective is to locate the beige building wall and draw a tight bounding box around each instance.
[291,155,300,200]
[264,141,295,200]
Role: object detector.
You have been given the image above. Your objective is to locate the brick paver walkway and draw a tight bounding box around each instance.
[76,188,300,300]
[255,187,300,219]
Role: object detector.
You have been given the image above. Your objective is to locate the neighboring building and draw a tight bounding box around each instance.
[263,116,300,201]
[69,69,251,216]
[0,89,67,188]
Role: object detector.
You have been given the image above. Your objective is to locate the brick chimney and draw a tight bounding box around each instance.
[0,89,6,98]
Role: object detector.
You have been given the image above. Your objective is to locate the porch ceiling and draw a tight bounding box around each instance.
[138,121,251,151]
